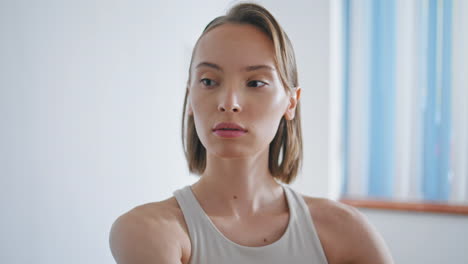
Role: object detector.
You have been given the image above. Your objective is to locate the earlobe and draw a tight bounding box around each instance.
[187,103,193,116]
[284,87,301,120]
[284,110,295,121]
[186,90,194,116]
[284,103,295,121]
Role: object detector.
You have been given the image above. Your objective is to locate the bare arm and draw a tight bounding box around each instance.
[109,211,182,264]
[345,206,394,264]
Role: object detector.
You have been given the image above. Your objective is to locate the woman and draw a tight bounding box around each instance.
[109,2,394,264]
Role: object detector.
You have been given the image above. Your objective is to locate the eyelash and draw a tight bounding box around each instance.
[200,78,268,88]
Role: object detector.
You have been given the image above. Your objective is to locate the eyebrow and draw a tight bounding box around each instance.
[195,62,276,72]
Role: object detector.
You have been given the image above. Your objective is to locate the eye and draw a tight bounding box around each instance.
[247,80,268,88]
[200,78,217,87]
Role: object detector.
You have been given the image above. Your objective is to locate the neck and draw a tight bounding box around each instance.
[191,148,285,218]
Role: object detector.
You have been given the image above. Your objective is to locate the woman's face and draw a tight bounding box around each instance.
[187,23,300,159]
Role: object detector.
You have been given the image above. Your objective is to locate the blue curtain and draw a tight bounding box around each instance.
[341,0,458,203]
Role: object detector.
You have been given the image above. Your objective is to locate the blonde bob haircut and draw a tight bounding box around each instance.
[181,2,303,184]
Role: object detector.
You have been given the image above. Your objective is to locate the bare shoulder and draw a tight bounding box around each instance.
[301,195,394,264]
[109,197,191,264]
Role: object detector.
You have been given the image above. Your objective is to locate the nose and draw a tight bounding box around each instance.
[218,103,241,113]
[218,89,242,113]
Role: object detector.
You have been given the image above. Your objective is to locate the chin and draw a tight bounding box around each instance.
[209,147,252,159]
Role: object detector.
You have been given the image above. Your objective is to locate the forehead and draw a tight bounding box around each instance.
[192,24,276,72]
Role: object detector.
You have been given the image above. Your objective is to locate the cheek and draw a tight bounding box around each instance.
[251,93,288,137]
[256,92,287,118]
[190,92,210,114]
[190,94,215,135]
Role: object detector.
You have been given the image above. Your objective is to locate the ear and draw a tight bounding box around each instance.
[186,89,194,116]
[284,87,301,120]
[187,103,193,116]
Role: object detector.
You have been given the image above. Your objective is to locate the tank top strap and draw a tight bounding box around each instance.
[173,185,212,245]
[283,185,329,263]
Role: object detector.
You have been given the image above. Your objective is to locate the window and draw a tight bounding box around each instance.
[331,0,468,214]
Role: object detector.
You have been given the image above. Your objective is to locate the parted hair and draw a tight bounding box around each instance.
[181,2,303,184]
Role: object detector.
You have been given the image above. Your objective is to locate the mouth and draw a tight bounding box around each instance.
[212,129,247,138]
[212,128,245,131]
[212,122,247,132]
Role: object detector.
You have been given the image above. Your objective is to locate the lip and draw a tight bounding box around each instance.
[213,129,247,138]
[212,122,247,132]
[212,122,247,138]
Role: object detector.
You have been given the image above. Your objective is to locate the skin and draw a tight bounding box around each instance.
[109,23,394,264]
[186,23,301,218]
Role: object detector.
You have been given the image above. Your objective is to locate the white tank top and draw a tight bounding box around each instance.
[173,183,329,264]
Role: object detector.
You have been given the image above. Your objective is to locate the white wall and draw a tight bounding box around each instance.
[0,0,329,263]
[360,209,468,263]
